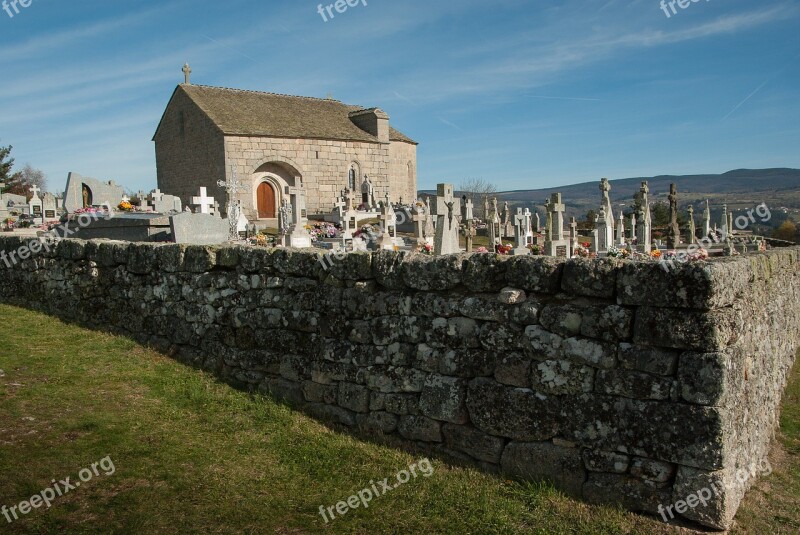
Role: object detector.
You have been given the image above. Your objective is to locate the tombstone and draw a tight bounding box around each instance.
[149,189,183,213]
[629,212,637,244]
[728,211,735,237]
[236,207,249,237]
[502,202,514,238]
[28,185,43,224]
[63,172,125,213]
[616,212,626,246]
[412,205,429,247]
[600,178,614,229]
[361,175,376,209]
[376,196,398,250]
[169,212,230,245]
[286,183,312,248]
[423,197,436,242]
[667,184,680,249]
[534,212,541,233]
[488,197,501,247]
[191,187,215,215]
[544,198,553,240]
[511,208,528,255]
[635,182,652,253]
[595,208,612,252]
[544,193,570,258]
[569,217,578,255]
[278,199,292,245]
[687,205,696,244]
[433,184,461,255]
[703,200,711,238]
[523,208,534,245]
[461,196,476,252]
[720,204,729,237]
[41,193,59,221]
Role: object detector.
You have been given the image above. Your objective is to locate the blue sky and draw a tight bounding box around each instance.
[1,0,798,194]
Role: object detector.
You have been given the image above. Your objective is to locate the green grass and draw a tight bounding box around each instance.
[0,304,798,534]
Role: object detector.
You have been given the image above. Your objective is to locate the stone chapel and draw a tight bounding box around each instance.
[153,65,418,223]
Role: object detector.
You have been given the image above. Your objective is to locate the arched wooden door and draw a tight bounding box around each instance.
[257,182,276,218]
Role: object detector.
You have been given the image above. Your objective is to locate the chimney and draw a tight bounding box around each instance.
[349,108,390,143]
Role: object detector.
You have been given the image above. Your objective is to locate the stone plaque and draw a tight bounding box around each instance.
[32,206,42,215]
[556,245,567,257]
[45,210,56,218]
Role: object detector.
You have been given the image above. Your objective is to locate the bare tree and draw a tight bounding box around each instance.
[4,164,47,197]
[458,178,497,219]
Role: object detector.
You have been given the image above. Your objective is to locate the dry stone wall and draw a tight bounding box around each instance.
[0,236,797,530]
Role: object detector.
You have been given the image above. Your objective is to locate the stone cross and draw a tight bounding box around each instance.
[424,197,435,238]
[629,212,637,243]
[29,185,41,199]
[545,198,553,241]
[191,187,214,214]
[569,217,578,250]
[334,196,347,218]
[687,205,696,244]
[616,212,626,245]
[121,194,131,204]
[596,208,610,252]
[635,181,651,252]
[150,189,164,202]
[286,182,312,247]
[461,196,475,252]
[721,204,729,237]
[434,183,461,255]
[667,183,680,249]
[183,63,192,84]
[534,212,541,233]
[377,199,397,250]
[600,178,614,224]
[703,200,711,237]
[549,193,565,241]
[412,205,427,246]
[511,208,528,254]
[728,211,735,237]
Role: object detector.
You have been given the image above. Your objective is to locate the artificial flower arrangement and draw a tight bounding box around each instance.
[417,243,434,255]
[650,248,662,259]
[606,246,630,259]
[527,243,543,255]
[496,244,513,255]
[118,201,134,212]
[309,222,340,242]
[475,246,489,253]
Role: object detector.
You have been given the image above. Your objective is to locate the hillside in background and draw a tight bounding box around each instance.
[422,169,800,228]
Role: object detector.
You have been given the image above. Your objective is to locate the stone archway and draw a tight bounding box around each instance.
[249,160,303,221]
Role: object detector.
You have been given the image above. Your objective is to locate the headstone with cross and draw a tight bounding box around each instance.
[635,181,651,253]
[412,204,430,247]
[121,194,131,204]
[569,217,578,255]
[600,178,614,224]
[616,212,626,246]
[286,182,312,248]
[544,193,570,257]
[703,200,711,238]
[433,184,461,255]
[629,212,637,244]
[595,208,612,252]
[377,198,397,250]
[720,204,729,238]
[523,208,534,245]
[488,197,501,247]
[423,197,435,240]
[511,208,528,255]
[191,187,215,215]
[28,185,43,224]
[687,205,696,244]
[461,195,476,252]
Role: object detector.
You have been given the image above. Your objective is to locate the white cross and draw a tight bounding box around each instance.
[150,189,164,202]
[191,187,215,214]
[121,194,130,203]
[29,185,41,199]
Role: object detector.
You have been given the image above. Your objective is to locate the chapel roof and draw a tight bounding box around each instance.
[154,84,416,145]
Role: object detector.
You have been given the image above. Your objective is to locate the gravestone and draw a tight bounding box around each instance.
[569,217,578,254]
[488,197,501,247]
[629,212,637,244]
[461,196,476,252]
[687,205,696,244]
[361,175,377,209]
[149,189,183,213]
[80,213,173,242]
[42,193,59,221]
[720,204,729,237]
[423,198,436,242]
[667,184,680,249]
[287,183,312,248]
[377,197,397,251]
[63,172,125,213]
[28,185,43,225]
[544,193,570,258]
[412,205,429,247]
[191,187,215,215]
[635,181,652,253]
[433,184,461,255]
[616,212,626,246]
[169,212,229,245]
[600,178,614,226]
[595,208,612,252]
[511,208,528,255]
[703,200,711,237]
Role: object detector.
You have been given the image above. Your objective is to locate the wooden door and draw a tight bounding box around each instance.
[257,183,276,218]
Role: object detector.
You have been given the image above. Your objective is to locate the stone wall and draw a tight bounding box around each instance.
[0,237,797,530]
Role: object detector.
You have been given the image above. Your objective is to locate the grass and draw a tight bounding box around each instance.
[0,304,798,534]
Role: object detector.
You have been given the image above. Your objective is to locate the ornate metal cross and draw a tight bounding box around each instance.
[217,167,250,241]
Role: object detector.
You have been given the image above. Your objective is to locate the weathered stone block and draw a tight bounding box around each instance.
[337,382,371,413]
[383,393,420,415]
[595,370,673,401]
[467,378,559,440]
[494,352,532,388]
[523,325,563,360]
[439,348,496,377]
[365,366,428,393]
[501,441,585,497]
[582,473,671,515]
[259,378,305,406]
[127,243,160,274]
[462,253,510,292]
[498,287,526,305]
[328,251,373,281]
[561,258,622,298]
[183,246,217,273]
[442,424,506,464]
[677,351,735,406]
[582,450,630,474]
[630,457,675,485]
[372,250,407,289]
[531,360,594,395]
[540,304,583,337]
[401,253,464,291]
[479,322,523,352]
[580,305,633,342]
[458,295,505,321]
[397,415,442,442]
[505,256,563,294]
[305,403,357,427]
[425,317,481,348]
[562,337,617,369]
[634,307,737,351]
[356,412,399,434]
[302,381,338,404]
[419,375,469,424]
[506,300,540,325]
[618,344,678,376]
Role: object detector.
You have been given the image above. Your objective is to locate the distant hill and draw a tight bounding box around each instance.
[421,168,800,226]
